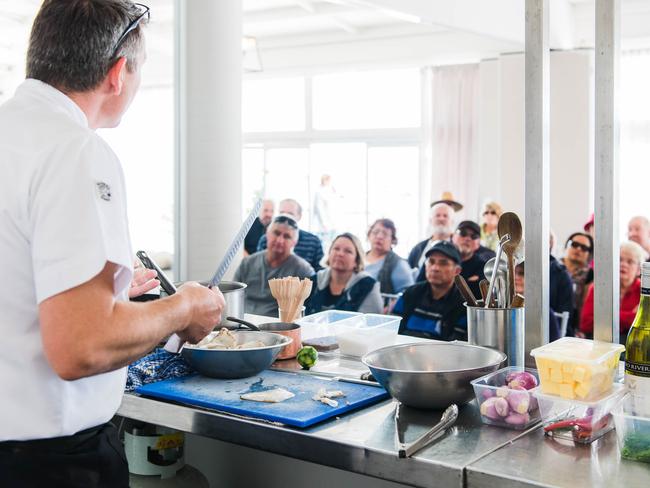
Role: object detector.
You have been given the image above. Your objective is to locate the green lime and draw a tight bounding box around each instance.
[296,346,318,369]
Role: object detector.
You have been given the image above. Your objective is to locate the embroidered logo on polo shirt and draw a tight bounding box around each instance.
[96,182,111,201]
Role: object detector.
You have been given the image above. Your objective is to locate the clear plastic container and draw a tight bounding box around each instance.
[530,337,624,401]
[296,310,362,341]
[334,314,400,357]
[613,393,650,463]
[471,367,541,430]
[535,383,625,444]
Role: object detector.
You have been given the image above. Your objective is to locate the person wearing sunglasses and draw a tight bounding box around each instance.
[450,220,488,300]
[235,214,315,316]
[256,198,325,271]
[561,232,594,334]
[0,2,229,486]
[479,201,502,252]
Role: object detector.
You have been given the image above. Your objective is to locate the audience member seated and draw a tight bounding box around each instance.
[244,199,274,256]
[305,233,383,315]
[452,220,488,300]
[579,241,648,343]
[480,201,502,252]
[235,215,314,316]
[561,232,594,336]
[394,241,467,341]
[408,202,455,280]
[257,198,324,270]
[365,218,414,294]
[514,262,562,341]
[628,216,650,261]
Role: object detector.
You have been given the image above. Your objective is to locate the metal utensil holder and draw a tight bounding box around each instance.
[466,305,524,367]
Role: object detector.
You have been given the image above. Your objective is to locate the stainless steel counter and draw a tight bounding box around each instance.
[118,393,532,488]
[466,426,650,488]
[120,316,649,487]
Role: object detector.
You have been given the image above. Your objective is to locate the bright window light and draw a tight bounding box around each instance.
[312,69,421,130]
[367,146,420,257]
[243,77,306,132]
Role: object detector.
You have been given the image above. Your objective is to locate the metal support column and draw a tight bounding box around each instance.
[524,0,550,365]
[594,0,620,344]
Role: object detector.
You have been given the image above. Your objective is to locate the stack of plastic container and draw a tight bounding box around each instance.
[296,311,401,357]
[530,337,626,444]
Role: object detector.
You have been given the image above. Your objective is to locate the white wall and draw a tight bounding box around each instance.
[478,50,594,252]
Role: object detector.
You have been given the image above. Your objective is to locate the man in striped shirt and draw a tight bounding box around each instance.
[257,198,324,270]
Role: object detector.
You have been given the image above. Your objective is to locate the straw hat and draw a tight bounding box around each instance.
[430,191,463,212]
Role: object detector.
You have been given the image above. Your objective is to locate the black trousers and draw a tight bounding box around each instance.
[0,422,129,488]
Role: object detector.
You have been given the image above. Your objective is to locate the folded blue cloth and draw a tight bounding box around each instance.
[125,348,193,392]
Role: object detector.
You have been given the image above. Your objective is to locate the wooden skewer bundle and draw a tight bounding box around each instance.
[269,276,313,322]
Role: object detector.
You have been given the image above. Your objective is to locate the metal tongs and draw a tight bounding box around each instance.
[394,403,458,458]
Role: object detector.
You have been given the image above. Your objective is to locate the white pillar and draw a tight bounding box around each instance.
[594,0,621,343]
[525,0,550,363]
[175,0,243,281]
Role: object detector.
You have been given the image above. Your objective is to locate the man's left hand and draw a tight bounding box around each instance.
[129,266,159,298]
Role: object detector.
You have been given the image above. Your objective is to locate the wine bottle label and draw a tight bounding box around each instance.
[642,287,650,296]
[626,360,650,378]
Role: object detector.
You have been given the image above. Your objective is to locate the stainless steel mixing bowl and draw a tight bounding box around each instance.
[362,342,506,409]
[181,331,291,379]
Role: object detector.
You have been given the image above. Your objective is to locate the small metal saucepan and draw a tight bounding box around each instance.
[228,317,302,360]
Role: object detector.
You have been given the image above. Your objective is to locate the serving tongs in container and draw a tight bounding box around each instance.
[394,403,458,458]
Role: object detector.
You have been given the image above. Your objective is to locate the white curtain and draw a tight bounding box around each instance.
[424,63,480,223]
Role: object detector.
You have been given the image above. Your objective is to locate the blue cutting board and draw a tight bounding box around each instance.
[136,370,389,428]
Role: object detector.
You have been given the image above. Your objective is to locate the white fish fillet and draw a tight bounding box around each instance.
[240,388,295,403]
[312,388,346,407]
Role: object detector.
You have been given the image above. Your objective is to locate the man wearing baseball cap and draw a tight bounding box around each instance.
[393,241,467,341]
[452,220,489,300]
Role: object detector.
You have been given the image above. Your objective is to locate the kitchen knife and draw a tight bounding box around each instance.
[208,198,262,288]
[136,251,184,353]
[136,250,177,296]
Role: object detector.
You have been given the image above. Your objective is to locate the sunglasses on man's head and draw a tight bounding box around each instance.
[273,215,298,229]
[456,229,479,240]
[112,3,150,57]
[568,240,591,253]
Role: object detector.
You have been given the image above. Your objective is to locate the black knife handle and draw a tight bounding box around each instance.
[136,250,177,296]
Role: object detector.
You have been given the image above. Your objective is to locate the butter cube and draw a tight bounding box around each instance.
[550,367,563,383]
[562,369,574,383]
[573,366,591,383]
[539,368,550,382]
[559,382,576,399]
[575,382,591,399]
[542,381,560,396]
[562,363,574,374]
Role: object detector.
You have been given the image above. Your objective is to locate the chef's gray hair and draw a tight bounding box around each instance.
[26,0,147,93]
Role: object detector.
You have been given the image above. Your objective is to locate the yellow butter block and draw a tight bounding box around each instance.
[562,369,575,383]
[573,366,591,383]
[546,359,563,371]
[550,367,563,383]
[542,381,561,396]
[559,382,576,399]
[562,363,574,374]
[575,382,591,399]
[539,368,550,382]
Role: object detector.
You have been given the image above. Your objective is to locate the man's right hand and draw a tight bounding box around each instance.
[175,282,226,343]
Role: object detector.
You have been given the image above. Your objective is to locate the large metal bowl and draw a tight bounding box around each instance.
[181,331,291,379]
[362,342,506,409]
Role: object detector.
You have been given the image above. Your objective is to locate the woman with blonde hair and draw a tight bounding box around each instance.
[480,201,503,252]
[306,233,383,314]
[579,240,649,342]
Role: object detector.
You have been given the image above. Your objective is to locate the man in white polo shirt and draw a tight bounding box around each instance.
[0,2,225,486]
